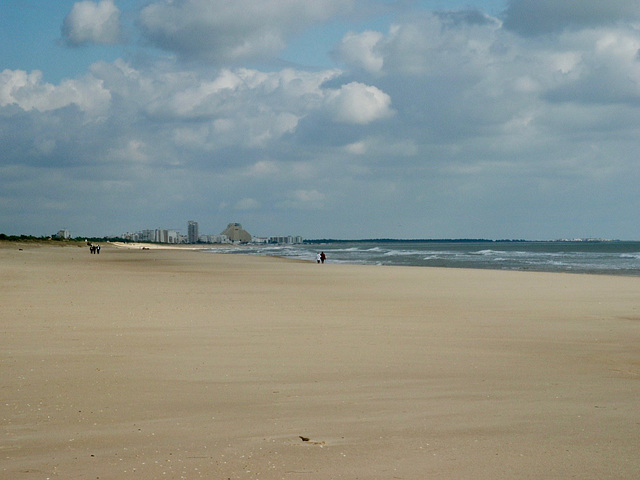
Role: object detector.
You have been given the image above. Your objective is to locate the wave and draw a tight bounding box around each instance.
[206,241,640,276]
[326,247,364,253]
[383,249,427,257]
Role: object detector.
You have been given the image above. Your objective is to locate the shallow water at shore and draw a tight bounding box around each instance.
[211,241,640,276]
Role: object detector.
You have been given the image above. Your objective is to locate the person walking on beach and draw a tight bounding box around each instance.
[316,252,321,264]
[320,252,326,264]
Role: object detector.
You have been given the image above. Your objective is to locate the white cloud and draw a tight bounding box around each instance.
[138,0,354,63]
[334,30,384,74]
[327,82,394,124]
[370,13,500,77]
[345,141,367,155]
[0,69,111,113]
[62,0,122,46]
[292,189,324,203]
[533,27,640,104]
[278,189,325,210]
[234,198,260,210]
[88,62,398,152]
[244,161,280,177]
[343,137,418,157]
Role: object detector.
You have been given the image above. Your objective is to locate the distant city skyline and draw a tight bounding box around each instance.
[120,221,303,244]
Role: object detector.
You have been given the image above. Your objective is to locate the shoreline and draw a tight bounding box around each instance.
[6,240,638,278]
[216,240,640,277]
[108,240,231,251]
[2,243,639,479]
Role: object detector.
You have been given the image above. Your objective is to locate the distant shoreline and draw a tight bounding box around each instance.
[0,236,631,249]
[304,238,625,244]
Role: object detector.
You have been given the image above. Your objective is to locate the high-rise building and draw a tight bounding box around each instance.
[187,220,199,244]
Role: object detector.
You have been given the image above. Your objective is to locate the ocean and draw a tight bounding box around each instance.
[209,241,640,276]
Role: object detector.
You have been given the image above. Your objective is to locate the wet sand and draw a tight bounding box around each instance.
[2,241,639,479]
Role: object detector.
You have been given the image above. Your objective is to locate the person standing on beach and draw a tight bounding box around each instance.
[320,252,326,264]
[316,252,321,264]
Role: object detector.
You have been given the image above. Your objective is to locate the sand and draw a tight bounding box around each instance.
[2,241,639,479]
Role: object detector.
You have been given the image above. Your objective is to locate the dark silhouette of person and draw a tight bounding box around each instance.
[320,252,326,264]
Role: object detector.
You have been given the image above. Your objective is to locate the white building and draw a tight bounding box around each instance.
[268,235,303,244]
[154,229,180,244]
[139,229,155,242]
[200,234,229,244]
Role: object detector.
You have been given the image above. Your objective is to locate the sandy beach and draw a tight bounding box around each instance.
[2,241,639,479]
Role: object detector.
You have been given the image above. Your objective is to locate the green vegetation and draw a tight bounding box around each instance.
[0,234,123,246]
[0,234,50,242]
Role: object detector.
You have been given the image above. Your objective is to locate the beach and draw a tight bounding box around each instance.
[2,242,639,479]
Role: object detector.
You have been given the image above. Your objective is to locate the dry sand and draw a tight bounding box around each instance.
[2,241,639,479]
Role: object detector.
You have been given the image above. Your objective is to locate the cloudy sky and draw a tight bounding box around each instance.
[2,0,640,240]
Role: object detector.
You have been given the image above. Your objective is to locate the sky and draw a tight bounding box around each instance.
[2,0,640,240]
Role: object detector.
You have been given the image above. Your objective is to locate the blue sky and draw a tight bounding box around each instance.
[2,0,640,240]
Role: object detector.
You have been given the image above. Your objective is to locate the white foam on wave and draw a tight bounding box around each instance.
[383,249,425,257]
[474,249,500,256]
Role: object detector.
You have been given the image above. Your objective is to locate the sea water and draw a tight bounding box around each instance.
[209,241,640,276]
